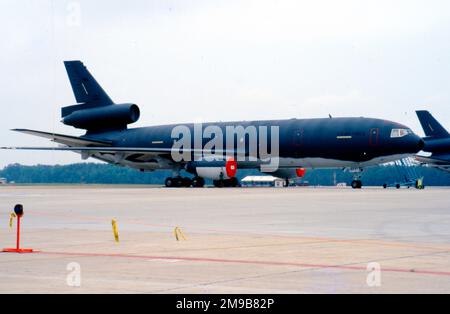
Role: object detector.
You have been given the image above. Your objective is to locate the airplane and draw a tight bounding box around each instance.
[415,110,450,173]
[1,61,424,189]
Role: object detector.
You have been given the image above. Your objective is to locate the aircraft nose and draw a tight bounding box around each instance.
[418,138,425,151]
[406,134,424,153]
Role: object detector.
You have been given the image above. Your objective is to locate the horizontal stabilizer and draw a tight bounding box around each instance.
[12,129,112,147]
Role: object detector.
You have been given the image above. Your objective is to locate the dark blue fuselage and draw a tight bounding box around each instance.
[86,117,423,170]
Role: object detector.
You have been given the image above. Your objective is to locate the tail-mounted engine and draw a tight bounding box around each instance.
[62,103,140,132]
[61,61,140,132]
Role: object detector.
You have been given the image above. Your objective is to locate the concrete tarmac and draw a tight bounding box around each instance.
[0,186,449,294]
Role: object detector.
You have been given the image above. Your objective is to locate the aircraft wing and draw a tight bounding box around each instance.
[3,129,247,168]
[0,146,224,155]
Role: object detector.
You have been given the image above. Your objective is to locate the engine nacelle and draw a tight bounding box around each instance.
[187,159,237,180]
[263,168,307,179]
[423,138,450,153]
[62,103,140,131]
[196,167,231,180]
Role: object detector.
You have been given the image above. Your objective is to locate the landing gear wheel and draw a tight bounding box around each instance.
[173,177,183,187]
[396,184,401,189]
[351,180,363,189]
[213,180,225,188]
[165,177,174,188]
[383,184,387,189]
[165,177,184,188]
[229,177,239,188]
[192,177,205,188]
[182,177,192,188]
[212,178,240,188]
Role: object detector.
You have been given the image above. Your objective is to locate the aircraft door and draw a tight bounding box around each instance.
[293,129,304,146]
[293,129,304,158]
[369,128,379,146]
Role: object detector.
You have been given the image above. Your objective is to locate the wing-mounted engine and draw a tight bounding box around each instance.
[186,159,237,180]
[262,168,307,179]
[185,159,239,187]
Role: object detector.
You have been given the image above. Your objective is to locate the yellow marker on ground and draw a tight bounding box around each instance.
[174,227,187,241]
[9,213,16,228]
[111,219,119,243]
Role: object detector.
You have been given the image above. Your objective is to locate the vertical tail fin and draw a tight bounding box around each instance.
[63,61,113,106]
[416,110,449,138]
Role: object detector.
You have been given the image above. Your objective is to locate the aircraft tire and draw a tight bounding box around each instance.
[213,180,225,188]
[192,177,205,188]
[173,177,183,187]
[351,180,363,189]
[230,177,239,188]
[165,177,174,188]
[165,177,184,188]
[182,177,192,188]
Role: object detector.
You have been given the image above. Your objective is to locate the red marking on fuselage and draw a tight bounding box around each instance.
[226,158,237,178]
[296,168,306,177]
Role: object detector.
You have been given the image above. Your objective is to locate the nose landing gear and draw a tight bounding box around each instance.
[351,180,363,189]
[349,167,364,189]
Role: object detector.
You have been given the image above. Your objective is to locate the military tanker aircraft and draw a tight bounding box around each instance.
[1,61,424,188]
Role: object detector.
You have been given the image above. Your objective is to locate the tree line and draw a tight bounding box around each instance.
[1,163,450,186]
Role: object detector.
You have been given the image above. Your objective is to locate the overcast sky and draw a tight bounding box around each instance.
[1,0,450,167]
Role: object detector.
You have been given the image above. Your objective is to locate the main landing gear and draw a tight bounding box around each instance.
[191,177,205,188]
[213,177,240,188]
[165,176,205,188]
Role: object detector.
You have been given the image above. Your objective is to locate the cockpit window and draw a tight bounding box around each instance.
[390,128,412,138]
